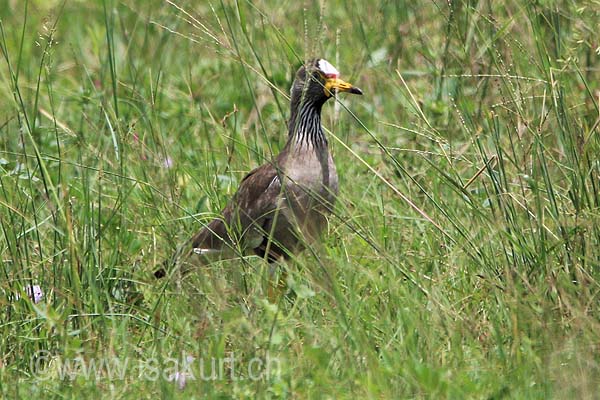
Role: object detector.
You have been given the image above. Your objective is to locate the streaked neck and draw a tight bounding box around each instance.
[288,99,327,150]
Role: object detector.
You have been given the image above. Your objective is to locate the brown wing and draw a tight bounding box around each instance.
[155,162,282,277]
[154,159,288,278]
[192,162,282,252]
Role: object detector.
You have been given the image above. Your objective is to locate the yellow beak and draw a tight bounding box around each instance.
[324,77,363,97]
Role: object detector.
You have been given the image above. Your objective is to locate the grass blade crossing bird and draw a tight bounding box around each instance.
[155,58,362,279]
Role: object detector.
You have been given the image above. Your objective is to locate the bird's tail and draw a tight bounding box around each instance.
[153,218,231,279]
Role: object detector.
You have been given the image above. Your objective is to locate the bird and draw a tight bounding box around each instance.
[155,58,362,279]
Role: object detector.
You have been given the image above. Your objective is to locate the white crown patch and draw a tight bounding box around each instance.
[317,59,340,78]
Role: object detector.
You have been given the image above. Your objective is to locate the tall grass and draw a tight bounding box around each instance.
[1,0,599,398]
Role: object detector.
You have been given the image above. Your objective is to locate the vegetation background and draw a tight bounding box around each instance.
[1,0,599,398]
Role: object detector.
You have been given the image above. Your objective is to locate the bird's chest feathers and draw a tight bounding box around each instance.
[283,146,338,196]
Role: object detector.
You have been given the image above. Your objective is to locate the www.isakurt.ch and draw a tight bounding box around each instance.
[29,350,281,382]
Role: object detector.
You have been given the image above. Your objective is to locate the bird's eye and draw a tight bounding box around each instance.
[313,71,325,80]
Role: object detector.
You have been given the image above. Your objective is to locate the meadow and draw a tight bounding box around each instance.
[1,0,599,398]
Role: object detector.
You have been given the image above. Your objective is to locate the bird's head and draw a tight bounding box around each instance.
[291,58,363,106]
